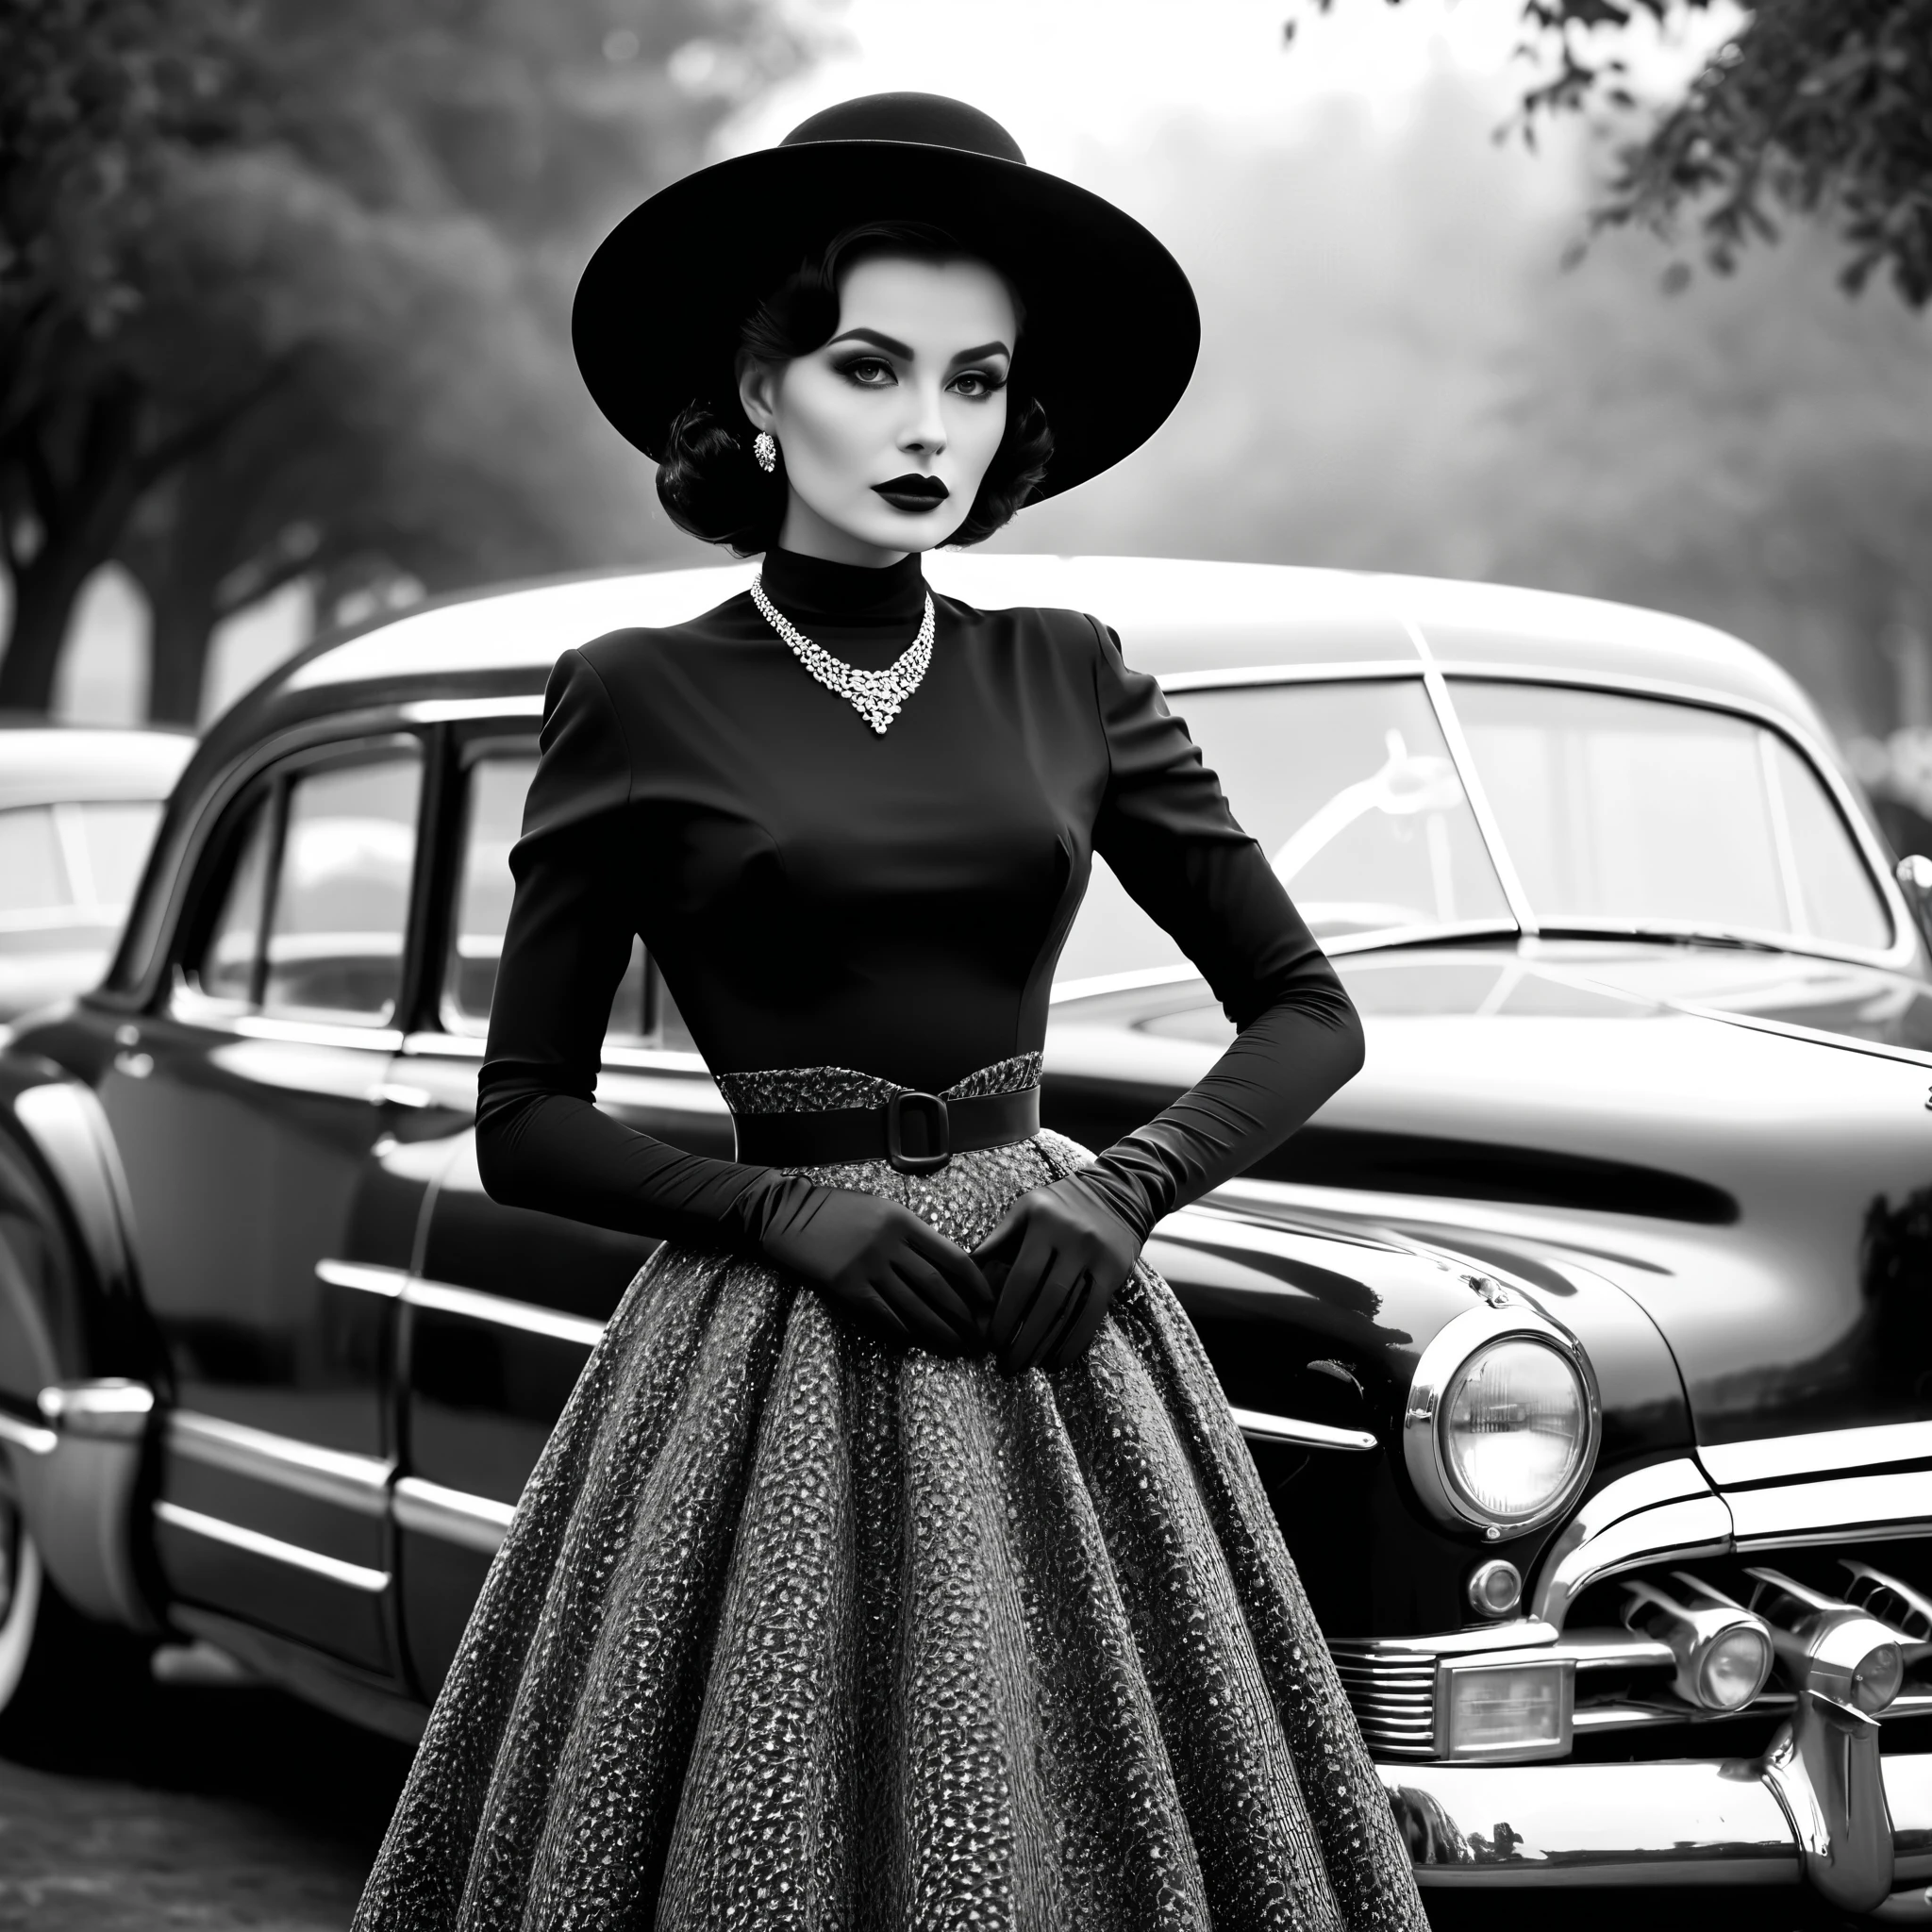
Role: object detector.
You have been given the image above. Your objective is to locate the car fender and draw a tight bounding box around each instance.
[0,1053,151,1394]
[0,1052,161,1633]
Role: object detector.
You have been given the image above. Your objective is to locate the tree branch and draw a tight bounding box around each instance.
[132,359,294,492]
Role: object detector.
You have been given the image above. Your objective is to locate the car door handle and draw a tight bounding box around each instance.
[366,1080,435,1109]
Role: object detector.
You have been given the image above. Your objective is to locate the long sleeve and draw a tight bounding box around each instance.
[1072,618,1365,1241]
[475,648,802,1251]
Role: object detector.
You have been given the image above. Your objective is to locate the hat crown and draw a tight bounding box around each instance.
[780,92,1025,166]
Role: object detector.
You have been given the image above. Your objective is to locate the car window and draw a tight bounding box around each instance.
[0,801,164,926]
[1451,681,1891,950]
[70,802,163,910]
[442,747,678,1051]
[0,808,67,918]
[192,797,274,1005]
[1057,678,1511,983]
[261,750,423,1022]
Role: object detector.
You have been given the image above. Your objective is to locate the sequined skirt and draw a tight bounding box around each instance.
[353,1057,1424,1932]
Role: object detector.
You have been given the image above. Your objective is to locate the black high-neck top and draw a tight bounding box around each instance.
[475,546,1363,1252]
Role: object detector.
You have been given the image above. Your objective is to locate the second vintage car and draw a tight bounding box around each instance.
[4,553,1932,1913]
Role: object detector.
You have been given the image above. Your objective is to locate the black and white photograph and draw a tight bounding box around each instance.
[3,0,1932,1926]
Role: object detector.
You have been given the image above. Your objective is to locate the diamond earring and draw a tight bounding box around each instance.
[753,430,776,475]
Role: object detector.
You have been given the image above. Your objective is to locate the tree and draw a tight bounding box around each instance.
[0,0,803,722]
[1006,91,1932,748]
[1291,0,1932,307]
[0,0,264,713]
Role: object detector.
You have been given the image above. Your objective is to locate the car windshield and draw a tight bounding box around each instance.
[1054,676,1890,985]
[0,800,164,935]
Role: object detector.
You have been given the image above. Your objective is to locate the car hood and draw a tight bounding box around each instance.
[1045,946,1932,1449]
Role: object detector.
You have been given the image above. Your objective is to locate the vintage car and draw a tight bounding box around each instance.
[4,553,1932,1914]
[0,721,194,1023]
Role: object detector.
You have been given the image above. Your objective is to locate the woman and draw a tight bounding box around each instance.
[355,92,1424,1932]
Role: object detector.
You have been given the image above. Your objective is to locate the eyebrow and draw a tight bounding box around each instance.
[824,327,1013,365]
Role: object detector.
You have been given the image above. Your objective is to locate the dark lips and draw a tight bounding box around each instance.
[872,475,950,515]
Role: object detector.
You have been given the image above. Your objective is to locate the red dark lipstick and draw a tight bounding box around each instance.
[872,475,950,514]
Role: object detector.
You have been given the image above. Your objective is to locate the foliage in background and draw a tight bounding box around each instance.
[1292,0,1932,307]
[0,0,804,722]
[1001,88,1932,753]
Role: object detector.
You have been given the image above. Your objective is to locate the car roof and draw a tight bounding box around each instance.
[267,553,1831,743]
[0,721,197,809]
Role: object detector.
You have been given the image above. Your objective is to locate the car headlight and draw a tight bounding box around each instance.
[1403,1301,1601,1538]
[1441,1339,1591,1524]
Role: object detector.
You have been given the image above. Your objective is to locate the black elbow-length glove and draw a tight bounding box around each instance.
[747,1175,994,1358]
[974,1171,1142,1377]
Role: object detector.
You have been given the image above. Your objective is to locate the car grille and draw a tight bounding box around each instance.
[1331,1536,1932,1763]
[1328,1643,1437,1758]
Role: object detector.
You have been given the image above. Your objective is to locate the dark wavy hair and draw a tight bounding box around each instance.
[656,220,1053,556]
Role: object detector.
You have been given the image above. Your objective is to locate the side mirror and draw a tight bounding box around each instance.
[1896,856,1932,951]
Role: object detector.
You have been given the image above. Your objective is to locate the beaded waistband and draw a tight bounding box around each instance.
[715,1052,1041,1118]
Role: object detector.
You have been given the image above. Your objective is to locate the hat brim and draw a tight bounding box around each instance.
[571,141,1200,501]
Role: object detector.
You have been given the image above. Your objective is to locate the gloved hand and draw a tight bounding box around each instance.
[973,1172,1142,1376]
[753,1179,992,1357]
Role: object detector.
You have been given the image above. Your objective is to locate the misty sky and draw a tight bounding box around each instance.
[728,0,1731,168]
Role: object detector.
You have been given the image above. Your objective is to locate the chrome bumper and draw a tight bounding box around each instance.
[1384,1752,1932,1907]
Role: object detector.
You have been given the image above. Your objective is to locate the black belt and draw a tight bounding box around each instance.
[730,1085,1040,1174]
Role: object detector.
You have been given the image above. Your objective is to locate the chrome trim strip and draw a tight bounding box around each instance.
[1229,1407,1377,1453]
[393,1475,515,1556]
[153,1500,389,1592]
[1530,1459,1731,1628]
[1569,1699,1792,1735]
[1552,1629,1676,1671]
[315,1258,408,1299]
[221,1011,404,1052]
[1337,1621,1560,1659]
[1379,1757,1801,1885]
[399,695,544,723]
[0,1411,56,1457]
[405,1277,607,1349]
[1729,1471,1932,1547]
[167,1412,393,1517]
[35,1378,153,1440]
[1671,1002,1932,1071]
[1572,1458,1716,1530]
[1158,659,1424,691]
[1703,1424,1932,1490]
[403,1029,487,1058]
[1534,1497,1735,1629]
[1336,1626,1669,1671]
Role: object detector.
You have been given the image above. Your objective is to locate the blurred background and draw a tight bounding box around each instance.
[4,0,1929,818]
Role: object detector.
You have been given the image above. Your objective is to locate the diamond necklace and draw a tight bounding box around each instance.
[749,574,936,737]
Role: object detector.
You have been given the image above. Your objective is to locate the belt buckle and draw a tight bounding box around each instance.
[885,1091,949,1174]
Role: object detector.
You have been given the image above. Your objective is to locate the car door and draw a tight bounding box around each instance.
[386,724,734,1694]
[98,732,435,1680]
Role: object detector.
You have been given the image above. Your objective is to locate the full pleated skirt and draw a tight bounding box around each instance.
[352,1069,1424,1932]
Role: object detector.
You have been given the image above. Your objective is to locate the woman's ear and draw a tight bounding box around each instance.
[736,351,777,433]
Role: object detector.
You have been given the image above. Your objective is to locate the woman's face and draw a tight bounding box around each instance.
[738,251,1016,567]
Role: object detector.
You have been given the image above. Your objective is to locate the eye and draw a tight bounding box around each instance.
[950,368,1008,399]
[837,356,896,387]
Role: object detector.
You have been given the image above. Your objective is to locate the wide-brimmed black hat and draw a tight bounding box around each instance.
[571,92,1199,500]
